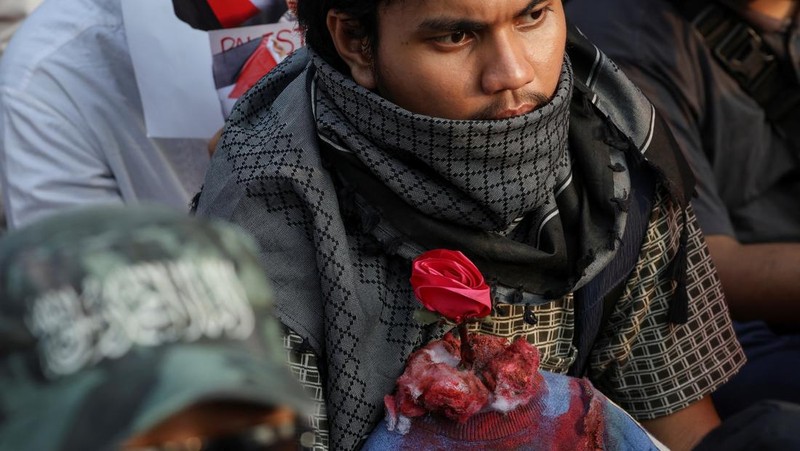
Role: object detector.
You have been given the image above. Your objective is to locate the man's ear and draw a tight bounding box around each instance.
[326,10,376,89]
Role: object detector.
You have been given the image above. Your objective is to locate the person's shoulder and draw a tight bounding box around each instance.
[0,0,124,92]
[567,0,692,35]
[224,48,312,131]
[567,0,700,63]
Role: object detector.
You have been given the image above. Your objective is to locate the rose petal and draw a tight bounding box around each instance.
[411,249,492,322]
[414,286,491,321]
[411,272,473,291]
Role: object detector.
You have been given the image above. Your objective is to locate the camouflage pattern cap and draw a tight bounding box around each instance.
[0,206,311,450]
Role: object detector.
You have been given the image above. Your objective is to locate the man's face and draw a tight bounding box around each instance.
[369,0,567,120]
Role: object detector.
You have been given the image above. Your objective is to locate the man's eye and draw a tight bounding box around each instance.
[448,31,468,44]
[433,31,471,45]
[522,6,551,26]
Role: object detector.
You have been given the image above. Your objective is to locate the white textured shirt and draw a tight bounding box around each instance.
[0,0,210,229]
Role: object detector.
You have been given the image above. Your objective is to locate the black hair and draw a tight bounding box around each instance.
[296,0,388,74]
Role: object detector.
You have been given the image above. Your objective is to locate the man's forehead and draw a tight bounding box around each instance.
[378,0,546,21]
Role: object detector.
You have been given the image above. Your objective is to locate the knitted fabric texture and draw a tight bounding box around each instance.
[363,372,661,451]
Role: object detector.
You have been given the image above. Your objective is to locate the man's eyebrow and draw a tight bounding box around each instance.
[416,0,545,34]
[516,0,545,17]
[416,17,487,34]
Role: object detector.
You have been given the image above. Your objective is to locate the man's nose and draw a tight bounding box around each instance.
[481,32,536,95]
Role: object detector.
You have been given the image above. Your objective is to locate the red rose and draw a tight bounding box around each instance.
[410,250,491,323]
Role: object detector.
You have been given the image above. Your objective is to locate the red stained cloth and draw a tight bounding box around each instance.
[386,333,542,425]
[372,345,658,450]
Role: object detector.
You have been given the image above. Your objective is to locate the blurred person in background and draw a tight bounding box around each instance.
[0,0,42,233]
[567,0,800,419]
[0,0,211,230]
[0,205,314,450]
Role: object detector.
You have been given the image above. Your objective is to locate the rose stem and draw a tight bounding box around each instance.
[458,322,474,368]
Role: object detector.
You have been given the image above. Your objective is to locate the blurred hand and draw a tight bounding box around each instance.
[209,128,223,156]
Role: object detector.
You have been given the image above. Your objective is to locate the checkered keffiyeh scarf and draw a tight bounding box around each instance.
[311,54,632,299]
[312,53,572,232]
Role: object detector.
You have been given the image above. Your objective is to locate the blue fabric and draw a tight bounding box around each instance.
[363,371,659,450]
[695,400,800,450]
[712,321,800,418]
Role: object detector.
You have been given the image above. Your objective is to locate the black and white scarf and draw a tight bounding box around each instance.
[313,53,573,233]
[312,53,632,298]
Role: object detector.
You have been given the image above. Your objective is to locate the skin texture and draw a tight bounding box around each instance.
[327,0,723,447]
[748,0,797,18]
[702,0,800,325]
[328,0,566,120]
[123,402,296,449]
[706,235,800,324]
[208,128,223,156]
[641,397,721,451]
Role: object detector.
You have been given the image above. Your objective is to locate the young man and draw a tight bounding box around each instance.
[195,0,745,449]
[567,0,800,418]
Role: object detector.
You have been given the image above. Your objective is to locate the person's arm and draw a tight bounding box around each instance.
[705,235,800,324]
[208,127,223,156]
[628,64,800,324]
[641,396,721,451]
[0,87,124,228]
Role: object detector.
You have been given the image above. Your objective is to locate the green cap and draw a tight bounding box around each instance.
[0,206,312,450]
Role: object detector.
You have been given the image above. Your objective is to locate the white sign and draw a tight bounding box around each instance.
[208,22,302,117]
[122,0,224,139]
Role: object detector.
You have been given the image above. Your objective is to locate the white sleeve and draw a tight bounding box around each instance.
[0,86,124,229]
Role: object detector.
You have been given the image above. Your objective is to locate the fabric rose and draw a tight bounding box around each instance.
[410,250,491,323]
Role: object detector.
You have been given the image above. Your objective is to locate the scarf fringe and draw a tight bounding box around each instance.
[667,209,690,324]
